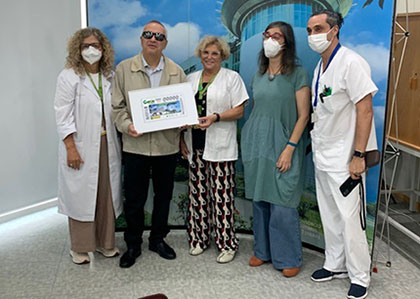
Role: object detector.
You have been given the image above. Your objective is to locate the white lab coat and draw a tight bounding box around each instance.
[184,68,249,162]
[54,68,123,222]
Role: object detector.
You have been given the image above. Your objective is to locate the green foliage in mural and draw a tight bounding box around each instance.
[174,158,189,183]
[298,196,323,234]
[367,202,377,217]
[116,210,152,229]
[297,201,311,219]
[115,212,127,229]
[173,191,189,225]
[234,208,251,230]
[235,174,245,198]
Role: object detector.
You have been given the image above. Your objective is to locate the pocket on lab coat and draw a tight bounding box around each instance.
[320,95,334,113]
[312,134,345,171]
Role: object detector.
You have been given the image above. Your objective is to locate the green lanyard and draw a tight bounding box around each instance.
[198,71,218,100]
[85,70,103,102]
[85,69,107,135]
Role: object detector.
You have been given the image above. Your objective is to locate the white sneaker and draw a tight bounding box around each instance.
[216,250,236,263]
[70,250,90,264]
[189,246,204,256]
[96,247,120,258]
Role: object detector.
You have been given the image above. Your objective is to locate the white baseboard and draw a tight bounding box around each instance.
[0,198,58,224]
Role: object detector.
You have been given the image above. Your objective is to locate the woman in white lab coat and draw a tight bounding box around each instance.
[54,27,122,264]
[180,36,249,263]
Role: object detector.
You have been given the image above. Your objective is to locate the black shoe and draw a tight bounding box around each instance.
[347,284,368,299]
[119,248,141,268]
[311,268,349,282]
[149,240,176,260]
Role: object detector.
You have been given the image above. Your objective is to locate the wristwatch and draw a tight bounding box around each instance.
[214,113,221,122]
[353,150,366,158]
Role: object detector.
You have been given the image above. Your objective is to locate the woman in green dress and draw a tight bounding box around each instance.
[241,21,310,277]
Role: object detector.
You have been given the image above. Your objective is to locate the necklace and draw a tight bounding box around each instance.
[268,64,282,81]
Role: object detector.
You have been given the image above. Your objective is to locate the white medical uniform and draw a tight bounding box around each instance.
[311,46,378,287]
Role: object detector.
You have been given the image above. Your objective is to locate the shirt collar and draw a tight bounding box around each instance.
[142,55,165,72]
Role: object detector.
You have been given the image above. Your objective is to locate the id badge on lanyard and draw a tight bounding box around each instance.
[312,44,341,123]
[86,70,107,136]
[311,108,318,123]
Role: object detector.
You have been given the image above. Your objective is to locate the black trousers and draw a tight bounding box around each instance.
[123,152,177,249]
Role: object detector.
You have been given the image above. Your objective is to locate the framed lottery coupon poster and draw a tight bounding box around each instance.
[128,82,199,133]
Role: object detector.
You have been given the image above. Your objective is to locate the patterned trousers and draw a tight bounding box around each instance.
[187,149,239,251]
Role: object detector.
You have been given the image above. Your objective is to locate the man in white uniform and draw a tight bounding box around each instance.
[306,10,378,299]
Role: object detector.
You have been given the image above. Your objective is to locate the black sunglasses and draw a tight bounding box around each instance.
[142,31,166,41]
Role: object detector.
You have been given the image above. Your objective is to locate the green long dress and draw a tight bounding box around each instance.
[241,66,309,208]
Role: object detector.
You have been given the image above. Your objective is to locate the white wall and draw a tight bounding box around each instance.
[396,0,420,14]
[0,1,80,214]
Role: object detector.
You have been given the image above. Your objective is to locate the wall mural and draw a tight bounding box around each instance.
[88,0,394,250]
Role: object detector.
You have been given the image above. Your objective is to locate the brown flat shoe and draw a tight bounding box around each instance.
[282,267,300,277]
[249,255,265,267]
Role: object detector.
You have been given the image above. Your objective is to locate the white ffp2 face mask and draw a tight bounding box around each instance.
[82,46,102,65]
[308,28,333,54]
[263,38,284,58]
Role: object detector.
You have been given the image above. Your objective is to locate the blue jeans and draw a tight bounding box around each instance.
[253,200,302,269]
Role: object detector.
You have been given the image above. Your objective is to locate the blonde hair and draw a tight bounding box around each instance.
[65,27,114,78]
[194,36,230,60]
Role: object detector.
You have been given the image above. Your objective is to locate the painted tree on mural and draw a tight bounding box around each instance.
[364,0,385,8]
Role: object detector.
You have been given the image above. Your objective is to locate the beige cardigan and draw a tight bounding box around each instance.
[112,53,187,156]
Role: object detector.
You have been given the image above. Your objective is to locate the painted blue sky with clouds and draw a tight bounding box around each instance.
[88,0,394,86]
[88,0,228,63]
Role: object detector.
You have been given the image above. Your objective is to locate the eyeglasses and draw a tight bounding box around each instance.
[202,50,221,58]
[142,31,167,41]
[262,31,284,41]
[81,42,101,50]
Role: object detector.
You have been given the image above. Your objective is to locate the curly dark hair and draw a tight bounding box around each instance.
[258,21,296,76]
[65,27,114,78]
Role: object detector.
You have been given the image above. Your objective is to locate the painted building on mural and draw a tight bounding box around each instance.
[221,0,353,97]
[181,0,353,109]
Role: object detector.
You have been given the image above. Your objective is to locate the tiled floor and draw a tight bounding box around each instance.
[1,208,420,299]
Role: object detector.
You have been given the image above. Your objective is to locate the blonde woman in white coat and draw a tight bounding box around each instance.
[54,27,123,264]
[180,36,249,263]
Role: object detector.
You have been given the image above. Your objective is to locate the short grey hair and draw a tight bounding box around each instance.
[194,36,230,60]
[143,20,168,39]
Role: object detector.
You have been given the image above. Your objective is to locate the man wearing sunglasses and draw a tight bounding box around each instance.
[112,20,186,268]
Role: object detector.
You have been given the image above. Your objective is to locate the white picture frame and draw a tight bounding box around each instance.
[128,82,199,133]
